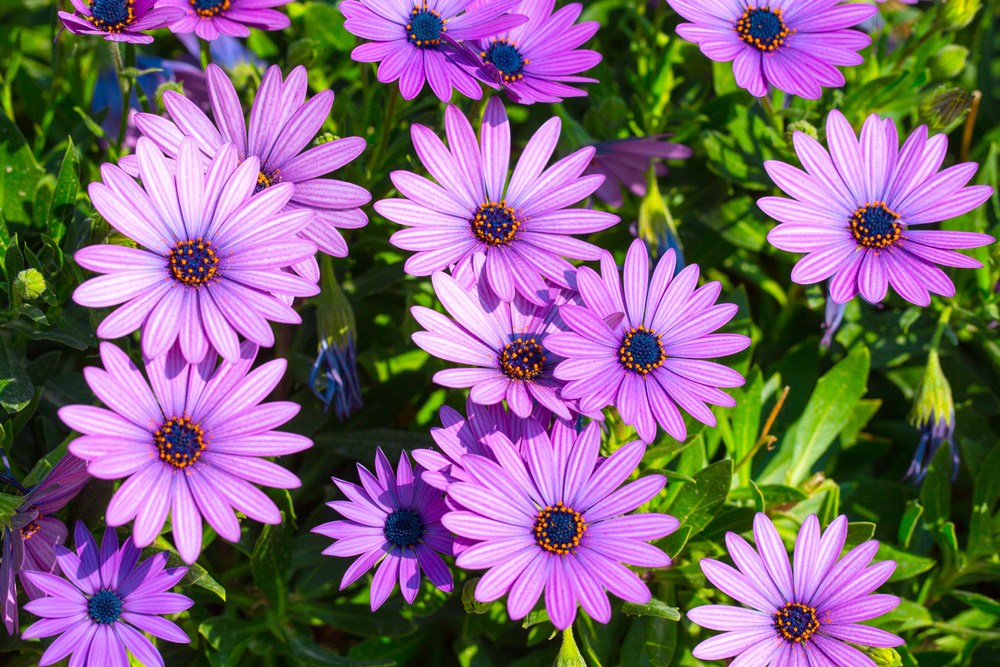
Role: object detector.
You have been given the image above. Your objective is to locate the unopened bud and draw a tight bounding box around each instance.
[786,119,818,142]
[14,269,46,300]
[918,86,974,134]
[929,45,969,81]
[461,578,490,614]
[941,0,981,30]
[867,647,903,667]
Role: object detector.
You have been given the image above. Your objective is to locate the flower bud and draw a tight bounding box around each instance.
[14,269,46,300]
[941,0,981,30]
[461,578,490,614]
[637,167,684,269]
[928,45,969,81]
[906,349,957,483]
[918,85,974,134]
[867,647,903,667]
[309,258,362,419]
[786,119,818,142]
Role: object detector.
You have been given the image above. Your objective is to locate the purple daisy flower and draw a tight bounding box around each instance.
[666,0,877,99]
[412,272,578,420]
[2,455,90,635]
[21,522,192,667]
[129,64,370,283]
[161,0,290,40]
[546,238,751,443]
[688,513,904,666]
[312,448,454,611]
[59,341,313,564]
[413,397,551,491]
[340,0,527,102]
[763,110,995,306]
[471,0,602,104]
[442,421,678,629]
[75,137,320,364]
[58,0,184,44]
[584,135,693,208]
[377,97,619,305]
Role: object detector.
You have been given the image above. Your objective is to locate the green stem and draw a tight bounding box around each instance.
[109,43,131,153]
[759,93,783,136]
[200,39,211,69]
[369,89,399,179]
[929,306,953,351]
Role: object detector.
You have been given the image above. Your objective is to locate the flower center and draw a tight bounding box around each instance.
[499,337,546,381]
[534,502,586,555]
[383,509,424,548]
[850,201,902,250]
[88,0,134,32]
[735,7,792,52]
[20,519,41,540]
[472,201,521,246]
[406,4,445,47]
[254,169,280,194]
[619,326,666,376]
[190,0,230,17]
[168,238,220,287]
[482,39,528,82]
[87,590,123,625]
[154,416,207,469]
[774,602,820,644]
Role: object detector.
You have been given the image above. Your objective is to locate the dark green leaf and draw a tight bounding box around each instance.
[46,138,80,244]
[621,599,681,621]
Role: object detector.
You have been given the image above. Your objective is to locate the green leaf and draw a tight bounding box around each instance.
[0,112,44,227]
[664,459,733,538]
[251,512,293,612]
[0,491,22,530]
[761,346,871,485]
[844,522,877,547]
[47,138,80,244]
[920,438,953,530]
[730,368,763,487]
[176,557,226,601]
[898,501,923,549]
[285,632,394,667]
[952,590,1000,616]
[876,543,936,582]
[622,598,681,621]
[0,335,33,413]
[299,602,417,638]
[619,615,677,667]
[749,480,765,513]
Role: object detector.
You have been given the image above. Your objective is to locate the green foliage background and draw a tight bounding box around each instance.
[0,0,998,665]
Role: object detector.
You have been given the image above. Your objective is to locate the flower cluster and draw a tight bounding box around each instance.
[29,0,997,663]
[341,0,601,103]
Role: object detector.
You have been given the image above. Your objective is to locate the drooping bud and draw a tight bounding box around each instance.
[309,257,363,420]
[637,166,684,270]
[906,349,957,483]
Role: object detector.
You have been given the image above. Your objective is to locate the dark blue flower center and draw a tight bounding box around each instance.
[620,326,666,376]
[168,238,220,287]
[482,39,526,82]
[190,0,230,17]
[736,7,792,52]
[406,5,444,47]
[87,590,123,625]
[534,503,586,555]
[154,416,207,469]
[500,337,546,381]
[472,200,521,246]
[383,510,424,548]
[850,201,902,250]
[88,0,134,31]
[774,602,819,644]
[254,169,280,194]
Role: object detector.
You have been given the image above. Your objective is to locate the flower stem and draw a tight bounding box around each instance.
[110,42,132,154]
[200,39,211,69]
[930,306,953,352]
